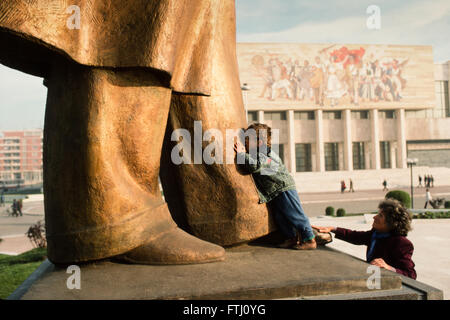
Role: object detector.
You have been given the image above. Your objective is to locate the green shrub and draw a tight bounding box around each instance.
[325,206,335,216]
[385,190,411,208]
[336,208,346,217]
[414,211,450,219]
[445,201,450,209]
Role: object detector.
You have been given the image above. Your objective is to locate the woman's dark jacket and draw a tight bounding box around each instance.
[334,227,417,279]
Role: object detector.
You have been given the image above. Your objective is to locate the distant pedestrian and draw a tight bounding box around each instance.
[18,199,23,216]
[418,175,422,187]
[349,179,355,192]
[430,175,434,188]
[11,199,18,217]
[382,179,388,191]
[340,180,346,193]
[424,175,429,188]
[424,188,433,208]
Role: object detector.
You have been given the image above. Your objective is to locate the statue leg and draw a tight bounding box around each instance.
[44,60,224,264]
[159,1,275,246]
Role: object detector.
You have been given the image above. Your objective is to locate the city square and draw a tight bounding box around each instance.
[0,0,449,307]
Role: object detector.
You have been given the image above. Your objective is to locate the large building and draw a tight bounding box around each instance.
[0,129,43,190]
[237,43,450,182]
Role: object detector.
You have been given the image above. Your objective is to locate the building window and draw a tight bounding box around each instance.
[265,111,286,120]
[324,143,339,171]
[379,110,396,119]
[380,141,391,168]
[294,111,315,120]
[271,144,284,163]
[295,144,312,172]
[247,111,258,123]
[436,80,449,117]
[351,111,369,119]
[352,142,366,170]
[323,111,342,120]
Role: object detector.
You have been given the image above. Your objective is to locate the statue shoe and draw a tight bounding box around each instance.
[114,227,225,265]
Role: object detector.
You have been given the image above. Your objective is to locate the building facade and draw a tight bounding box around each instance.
[237,43,450,175]
[0,129,43,189]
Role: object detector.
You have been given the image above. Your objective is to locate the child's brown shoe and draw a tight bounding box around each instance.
[293,238,317,250]
[277,237,298,248]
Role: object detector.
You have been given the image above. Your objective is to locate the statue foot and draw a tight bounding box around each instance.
[114,227,225,265]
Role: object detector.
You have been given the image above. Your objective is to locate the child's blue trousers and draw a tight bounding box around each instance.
[268,189,315,241]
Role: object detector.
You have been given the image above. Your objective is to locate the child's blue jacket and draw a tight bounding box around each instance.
[237,149,296,203]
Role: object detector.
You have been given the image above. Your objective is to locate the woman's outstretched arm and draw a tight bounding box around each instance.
[312,225,372,246]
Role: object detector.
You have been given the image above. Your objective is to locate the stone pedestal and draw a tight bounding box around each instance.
[8,245,443,300]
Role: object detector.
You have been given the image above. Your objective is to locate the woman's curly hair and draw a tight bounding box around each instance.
[378,199,412,236]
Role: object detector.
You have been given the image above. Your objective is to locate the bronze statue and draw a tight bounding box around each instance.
[0,0,274,264]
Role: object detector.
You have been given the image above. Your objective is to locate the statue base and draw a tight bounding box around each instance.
[8,244,442,300]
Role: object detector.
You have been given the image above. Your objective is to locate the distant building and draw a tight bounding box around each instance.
[0,129,43,190]
[237,43,450,174]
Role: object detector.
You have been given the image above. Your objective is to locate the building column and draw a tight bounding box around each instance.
[287,110,296,174]
[343,109,353,171]
[390,143,397,169]
[396,108,407,168]
[258,110,265,123]
[315,109,325,172]
[370,109,381,170]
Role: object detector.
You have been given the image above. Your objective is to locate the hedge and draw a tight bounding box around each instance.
[385,190,411,208]
[325,206,335,216]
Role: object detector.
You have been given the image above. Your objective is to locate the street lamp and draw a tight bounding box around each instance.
[241,83,251,123]
[407,158,418,208]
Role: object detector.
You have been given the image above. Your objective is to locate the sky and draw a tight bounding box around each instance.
[1,0,449,131]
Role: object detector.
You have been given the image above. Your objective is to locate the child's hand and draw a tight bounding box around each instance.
[234,141,246,153]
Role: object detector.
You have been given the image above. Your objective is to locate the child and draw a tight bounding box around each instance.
[233,123,316,250]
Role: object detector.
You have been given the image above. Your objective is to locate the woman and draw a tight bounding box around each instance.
[313,199,417,279]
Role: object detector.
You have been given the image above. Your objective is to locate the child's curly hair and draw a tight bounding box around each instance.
[246,123,272,148]
[378,199,412,236]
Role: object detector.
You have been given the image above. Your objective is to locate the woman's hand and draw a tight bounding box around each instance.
[370,258,396,272]
[311,225,336,233]
[234,141,246,153]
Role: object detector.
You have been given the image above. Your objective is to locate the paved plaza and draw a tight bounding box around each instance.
[1,190,449,299]
[301,185,450,216]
